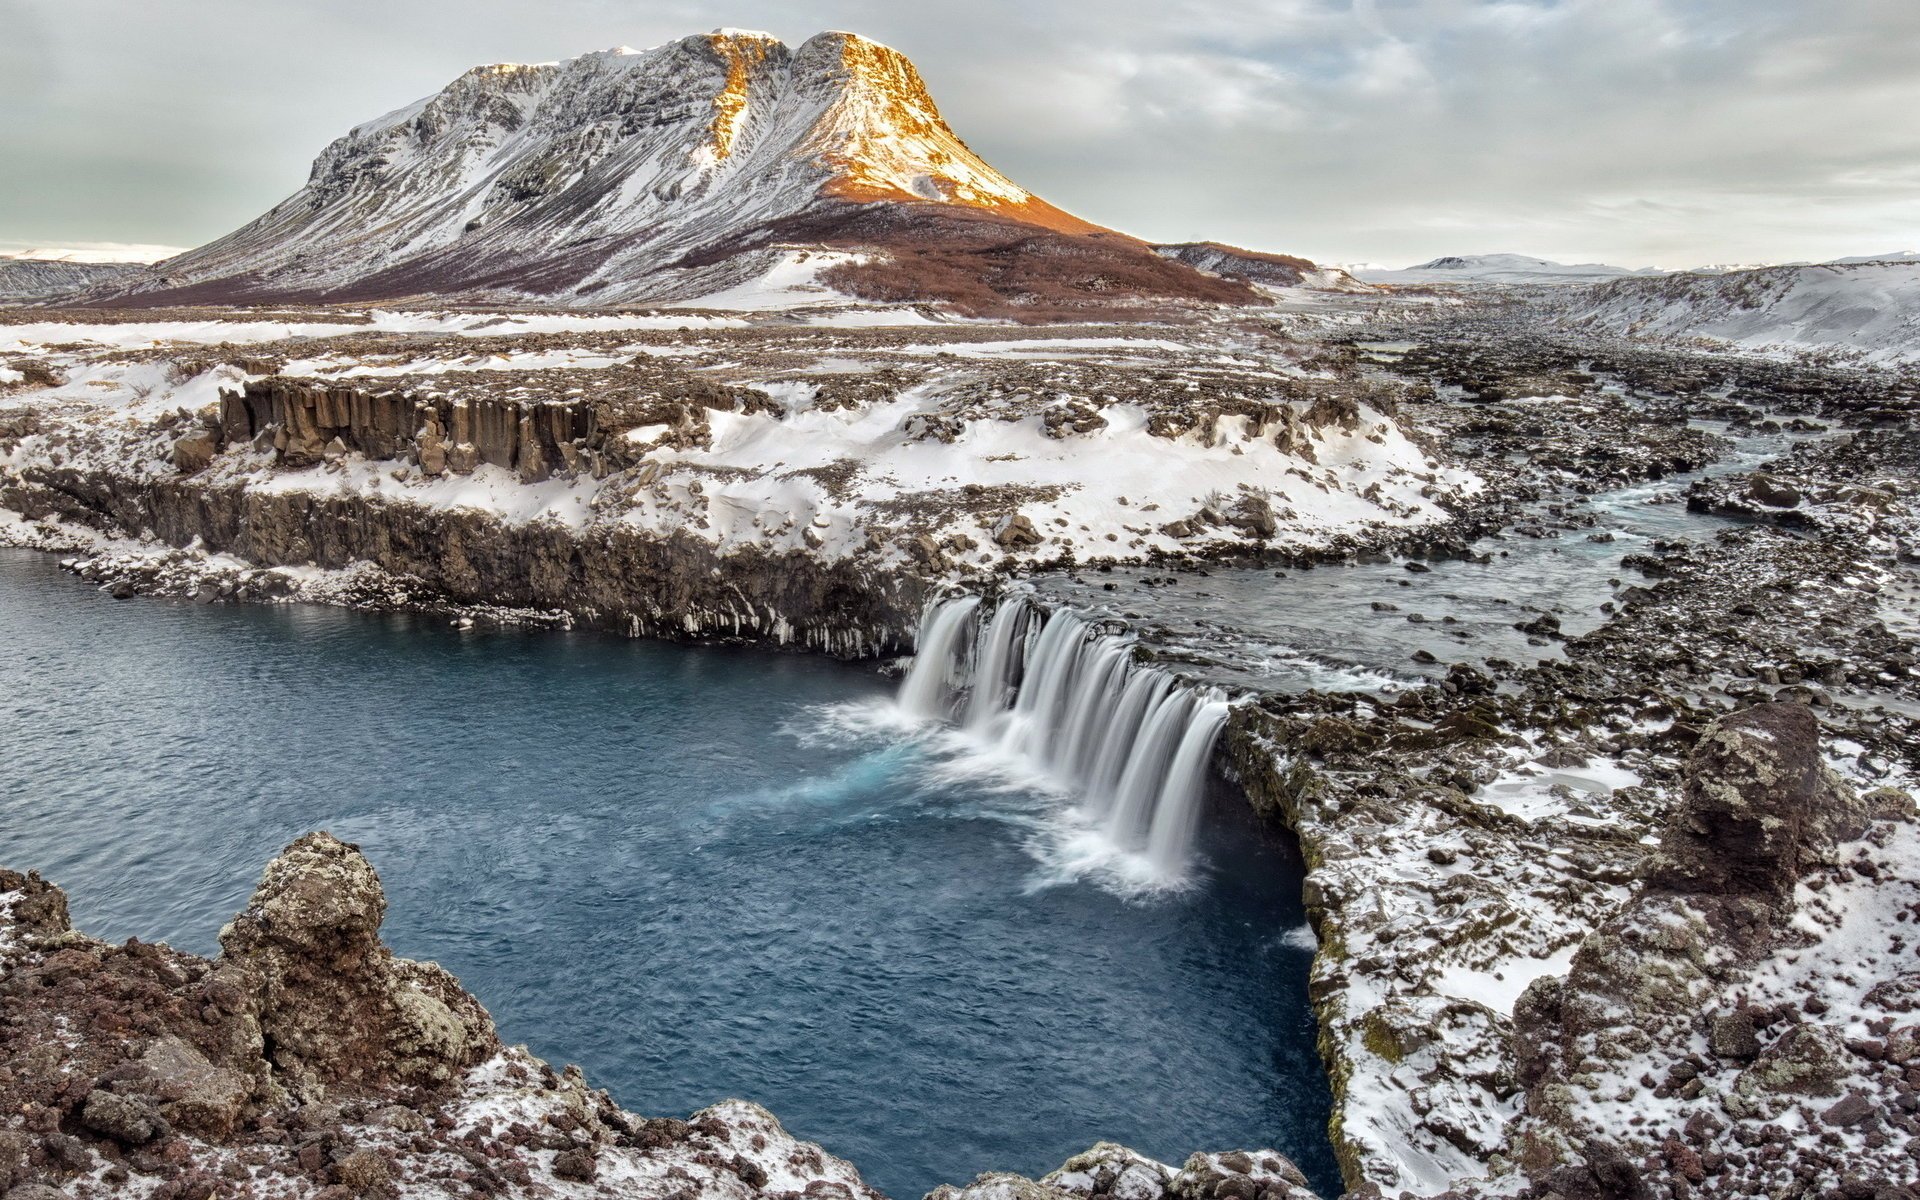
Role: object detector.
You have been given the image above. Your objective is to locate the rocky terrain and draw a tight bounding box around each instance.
[1196,312,1920,1196]
[3,281,1919,1200]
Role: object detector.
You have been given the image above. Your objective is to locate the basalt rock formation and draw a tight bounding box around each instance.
[82,30,1275,317]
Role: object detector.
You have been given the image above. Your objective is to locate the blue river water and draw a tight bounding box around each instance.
[0,548,1337,1198]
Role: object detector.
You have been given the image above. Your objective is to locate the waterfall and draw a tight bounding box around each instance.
[1145,699,1232,873]
[898,596,981,720]
[897,596,1233,879]
[965,598,1030,730]
[1104,689,1198,845]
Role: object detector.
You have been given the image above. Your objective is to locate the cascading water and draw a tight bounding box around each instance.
[1145,698,1232,872]
[897,596,981,720]
[964,599,1030,730]
[897,595,1233,880]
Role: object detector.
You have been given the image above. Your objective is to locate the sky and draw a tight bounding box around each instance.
[2,0,1916,269]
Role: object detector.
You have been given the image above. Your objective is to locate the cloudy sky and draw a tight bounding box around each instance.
[3,0,1915,268]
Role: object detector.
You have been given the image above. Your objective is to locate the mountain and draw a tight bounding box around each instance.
[87,30,1264,317]
[0,258,148,305]
[1828,250,1920,265]
[1154,242,1371,293]
[1550,261,1920,363]
[1356,253,1660,286]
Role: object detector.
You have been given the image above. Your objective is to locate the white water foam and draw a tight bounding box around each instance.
[892,596,1236,894]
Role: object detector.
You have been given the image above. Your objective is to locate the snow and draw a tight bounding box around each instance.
[671,249,866,310]
[613,389,1456,564]
[251,461,603,528]
[1474,754,1643,825]
[1555,261,1920,363]
[0,310,746,355]
[1432,942,1577,1015]
[0,243,183,264]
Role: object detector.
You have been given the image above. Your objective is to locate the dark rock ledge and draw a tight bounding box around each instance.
[0,833,1320,1200]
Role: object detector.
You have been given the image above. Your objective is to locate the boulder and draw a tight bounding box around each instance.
[1227,494,1279,539]
[135,1035,251,1137]
[1042,1143,1173,1200]
[170,430,219,474]
[992,513,1044,549]
[78,1090,163,1145]
[1745,474,1802,509]
[1642,703,1863,900]
[1169,1151,1316,1200]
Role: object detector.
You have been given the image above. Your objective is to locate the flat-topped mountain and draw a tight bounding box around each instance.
[90,30,1276,316]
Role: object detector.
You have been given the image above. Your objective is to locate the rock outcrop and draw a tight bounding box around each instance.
[0,834,887,1200]
[218,832,498,1100]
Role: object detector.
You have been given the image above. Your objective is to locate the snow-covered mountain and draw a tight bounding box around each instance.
[1356,253,1659,286]
[89,30,1259,316]
[1828,250,1920,265]
[1551,261,1920,362]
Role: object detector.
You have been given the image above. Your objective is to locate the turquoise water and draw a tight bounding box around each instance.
[0,548,1337,1198]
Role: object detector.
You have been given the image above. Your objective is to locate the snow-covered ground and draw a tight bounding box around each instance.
[0,313,1481,577]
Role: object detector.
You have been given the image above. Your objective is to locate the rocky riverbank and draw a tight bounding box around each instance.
[1202,311,1920,1196]
[0,833,1322,1200]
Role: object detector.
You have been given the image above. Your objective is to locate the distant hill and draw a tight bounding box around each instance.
[1355,253,1659,286]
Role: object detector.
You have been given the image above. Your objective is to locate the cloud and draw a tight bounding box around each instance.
[2,0,1916,267]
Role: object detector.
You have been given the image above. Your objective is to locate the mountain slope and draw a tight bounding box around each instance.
[1550,261,1920,362]
[0,259,147,305]
[1154,242,1370,293]
[92,31,1258,316]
